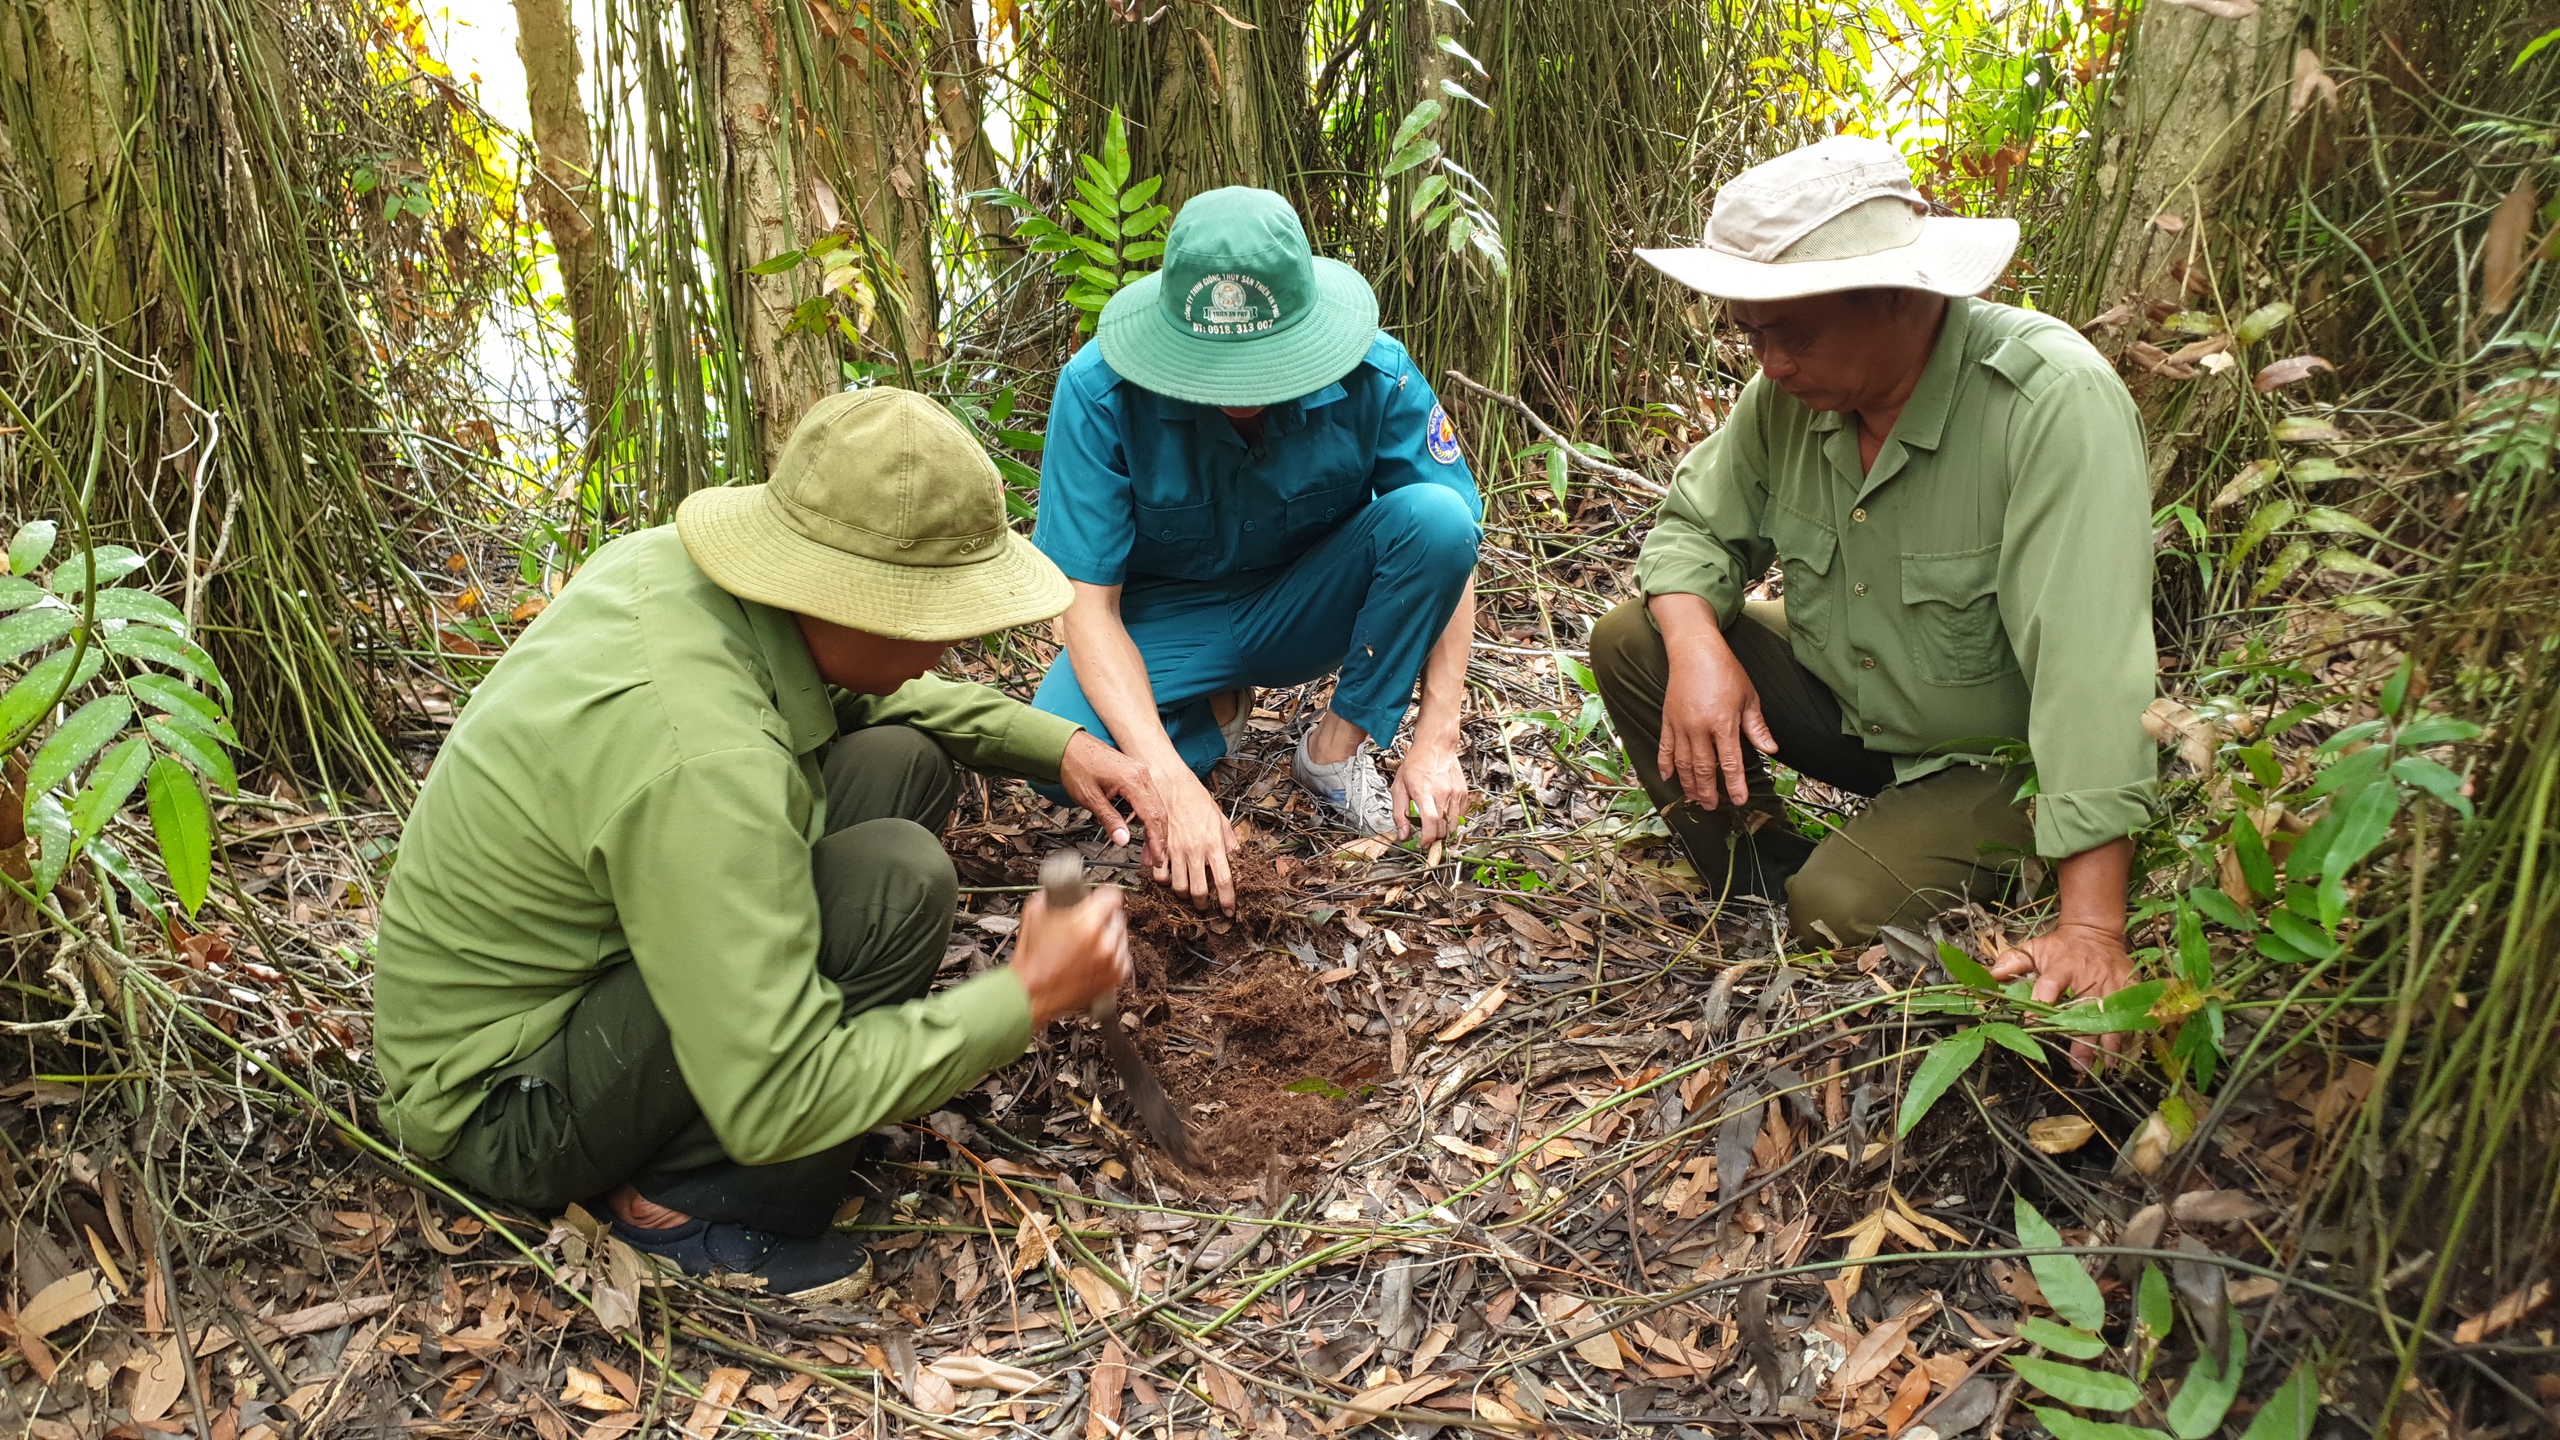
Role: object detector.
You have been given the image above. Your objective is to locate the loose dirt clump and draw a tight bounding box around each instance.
[1118,846,1383,1176]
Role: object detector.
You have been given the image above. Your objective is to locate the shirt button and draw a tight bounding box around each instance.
[1853,582,1868,596]
[1860,656,1877,670]
[1327,508,1338,519]
[1244,520,1256,531]
[1159,529,1173,540]
[1867,723,1884,735]
[1852,507,1868,522]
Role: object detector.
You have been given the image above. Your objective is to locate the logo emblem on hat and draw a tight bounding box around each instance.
[1185,272,1280,336]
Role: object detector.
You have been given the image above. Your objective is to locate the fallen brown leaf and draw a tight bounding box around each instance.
[2455,1279,2550,1344]
[2027,1115,2101,1154]
[1434,983,1508,1043]
[2253,354,2335,391]
[19,1271,108,1338]
[683,1367,749,1440]
[2289,47,2339,115]
[2483,176,2538,317]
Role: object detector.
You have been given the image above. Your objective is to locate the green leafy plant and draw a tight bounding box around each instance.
[982,110,1170,334]
[1,521,240,917]
[1383,94,1510,278]
[2008,1198,2317,1440]
[1894,941,2163,1136]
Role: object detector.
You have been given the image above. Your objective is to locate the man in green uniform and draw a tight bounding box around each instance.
[373,389,1160,1298]
[1593,136,2157,1004]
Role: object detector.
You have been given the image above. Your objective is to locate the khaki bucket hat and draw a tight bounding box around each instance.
[676,388,1071,643]
[1637,136,2018,302]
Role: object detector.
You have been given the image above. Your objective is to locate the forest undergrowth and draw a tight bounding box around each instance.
[1,0,2557,1437]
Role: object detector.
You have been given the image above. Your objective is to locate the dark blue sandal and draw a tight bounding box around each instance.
[612,1217,869,1302]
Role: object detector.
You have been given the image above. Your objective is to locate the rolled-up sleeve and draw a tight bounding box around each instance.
[1636,379,1776,626]
[1997,366,2160,856]
[838,676,1082,781]
[595,748,1032,1165]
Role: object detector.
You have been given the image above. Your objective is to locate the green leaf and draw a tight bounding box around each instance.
[2015,1197,2108,1331]
[1120,174,1164,212]
[1072,173,1119,220]
[70,735,150,843]
[2010,1355,2141,1411]
[144,715,238,795]
[1979,1021,2045,1062]
[1383,138,1443,179]
[2390,754,2472,818]
[1435,33,1488,74]
[146,755,214,917]
[1102,109,1132,186]
[2165,1310,2247,1438]
[1547,444,1569,505]
[0,604,76,666]
[2050,980,2167,1034]
[2232,810,2277,898]
[2188,883,2255,933]
[2032,1409,2174,1440]
[2016,1316,2108,1358]
[1390,98,1445,153]
[1939,940,1999,989]
[1896,1026,1987,1137]
[2174,903,2212,986]
[1122,203,1171,239]
[1439,77,1488,108]
[47,546,146,596]
[9,519,59,575]
[2250,539,2312,599]
[127,671,226,727]
[2263,906,2338,959]
[2228,498,2295,570]
[27,792,72,893]
[2233,301,2295,343]
[1119,240,1165,262]
[2138,1263,2175,1342]
[27,694,132,797]
[87,586,187,630]
[89,835,166,920]
[2234,1362,2319,1440]
[0,575,45,611]
[1064,198,1121,241]
[0,645,105,742]
[1446,213,1475,253]
[747,250,804,276]
[2313,778,2399,879]
[1409,172,1451,224]
[2394,713,2481,747]
[101,623,230,698]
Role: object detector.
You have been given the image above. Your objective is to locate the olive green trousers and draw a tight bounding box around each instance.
[438,725,960,1236]
[1588,598,2033,947]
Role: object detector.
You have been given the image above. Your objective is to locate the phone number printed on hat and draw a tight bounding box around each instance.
[1185,273,1281,336]
[1425,403,1462,464]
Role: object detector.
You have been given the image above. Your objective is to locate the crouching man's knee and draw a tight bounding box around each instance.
[1783,845,1906,950]
[1371,483,1483,579]
[813,817,958,993]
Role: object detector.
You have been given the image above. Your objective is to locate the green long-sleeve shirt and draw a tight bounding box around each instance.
[1635,296,2158,858]
[373,525,1080,1163]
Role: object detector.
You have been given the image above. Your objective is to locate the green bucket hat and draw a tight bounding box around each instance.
[1097,186,1379,408]
[675,388,1071,643]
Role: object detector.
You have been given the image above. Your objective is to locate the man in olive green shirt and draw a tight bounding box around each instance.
[1596,137,2156,1006]
[375,389,1162,1298]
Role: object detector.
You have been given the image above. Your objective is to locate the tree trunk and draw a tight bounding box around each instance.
[512,0,628,444]
[713,0,832,472]
[927,0,1013,263]
[827,25,940,372]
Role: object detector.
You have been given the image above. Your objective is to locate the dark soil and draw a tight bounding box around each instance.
[1120,847,1383,1177]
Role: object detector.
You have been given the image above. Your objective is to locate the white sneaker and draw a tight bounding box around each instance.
[1292,729,1397,836]
[1216,687,1253,752]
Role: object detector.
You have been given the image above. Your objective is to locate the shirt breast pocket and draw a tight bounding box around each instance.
[1767,506,1839,650]
[1900,543,2016,685]
[1130,499,1221,580]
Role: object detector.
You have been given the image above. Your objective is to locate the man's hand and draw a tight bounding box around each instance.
[1390,737,1470,845]
[1658,623,1777,809]
[1151,764,1237,915]
[1014,884,1132,1027]
[1059,731,1168,862]
[1991,921,2134,1069]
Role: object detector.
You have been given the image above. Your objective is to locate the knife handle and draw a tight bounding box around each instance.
[1038,852,1114,1023]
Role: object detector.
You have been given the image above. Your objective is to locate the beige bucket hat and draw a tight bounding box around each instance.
[1637,136,2019,302]
[676,388,1071,643]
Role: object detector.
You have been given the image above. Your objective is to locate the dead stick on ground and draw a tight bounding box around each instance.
[1441,370,1667,497]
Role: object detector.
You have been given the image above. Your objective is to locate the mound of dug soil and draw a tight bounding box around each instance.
[1119,849,1383,1176]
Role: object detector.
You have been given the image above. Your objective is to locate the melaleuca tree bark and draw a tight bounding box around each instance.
[512,0,629,444]
[927,0,1013,264]
[712,0,832,471]
[823,13,941,372]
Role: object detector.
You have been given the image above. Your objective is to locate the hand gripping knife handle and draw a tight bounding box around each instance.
[1038,852,1196,1166]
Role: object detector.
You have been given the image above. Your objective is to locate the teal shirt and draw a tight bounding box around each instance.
[1032,332,1480,586]
[374,527,1078,1162]
[1635,297,2159,858]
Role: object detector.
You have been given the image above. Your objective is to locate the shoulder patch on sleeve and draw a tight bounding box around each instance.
[1981,335,2051,398]
[1425,403,1462,464]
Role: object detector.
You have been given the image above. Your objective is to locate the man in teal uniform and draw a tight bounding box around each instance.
[1033,187,1483,913]
[374,390,1158,1298]
[1595,137,2158,1012]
